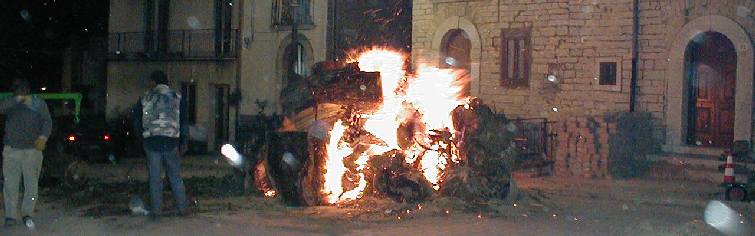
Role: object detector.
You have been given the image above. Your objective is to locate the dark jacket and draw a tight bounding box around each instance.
[0,96,52,149]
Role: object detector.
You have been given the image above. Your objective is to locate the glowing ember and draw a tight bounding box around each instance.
[264,190,277,198]
[419,150,447,190]
[321,48,470,204]
[339,153,370,201]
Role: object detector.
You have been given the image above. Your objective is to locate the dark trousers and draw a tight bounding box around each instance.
[145,147,187,214]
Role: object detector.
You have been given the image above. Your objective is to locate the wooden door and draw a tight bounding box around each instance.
[688,32,736,148]
[213,85,230,149]
[691,65,735,147]
[690,51,736,148]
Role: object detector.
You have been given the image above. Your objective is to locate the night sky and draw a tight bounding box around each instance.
[0,0,411,91]
[0,0,108,92]
[333,0,412,59]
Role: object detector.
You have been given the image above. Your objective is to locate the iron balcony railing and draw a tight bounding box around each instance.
[108,29,239,61]
[272,0,314,27]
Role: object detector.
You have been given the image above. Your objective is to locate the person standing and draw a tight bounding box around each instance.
[1,78,52,229]
[137,71,188,220]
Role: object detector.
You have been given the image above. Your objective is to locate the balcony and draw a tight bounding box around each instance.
[108,29,239,61]
[272,0,314,29]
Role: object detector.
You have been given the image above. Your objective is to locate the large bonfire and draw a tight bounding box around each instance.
[320,48,470,204]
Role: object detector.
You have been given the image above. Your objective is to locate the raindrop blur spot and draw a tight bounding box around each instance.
[444,57,456,66]
[547,74,558,83]
[20,10,31,22]
[506,123,517,132]
[187,16,201,29]
[582,6,592,13]
[736,6,751,18]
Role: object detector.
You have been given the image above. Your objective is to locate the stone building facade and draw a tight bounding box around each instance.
[412,0,754,155]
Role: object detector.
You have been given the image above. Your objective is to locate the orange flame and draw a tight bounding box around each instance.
[322,120,352,204]
[322,48,469,204]
[354,48,408,151]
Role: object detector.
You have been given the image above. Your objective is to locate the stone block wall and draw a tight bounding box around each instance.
[412,0,755,150]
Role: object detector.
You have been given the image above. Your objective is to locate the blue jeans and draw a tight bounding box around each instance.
[145,147,187,214]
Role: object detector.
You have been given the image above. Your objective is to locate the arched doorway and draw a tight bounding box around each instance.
[684,32,737,148]
[440,29,472,96]
[665,15,753,153]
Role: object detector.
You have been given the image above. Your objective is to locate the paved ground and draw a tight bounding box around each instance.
[1,154,753,235]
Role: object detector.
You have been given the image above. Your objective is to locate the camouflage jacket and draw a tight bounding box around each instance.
[141,84,181,138]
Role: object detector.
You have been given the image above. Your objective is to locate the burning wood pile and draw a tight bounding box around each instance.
[233,48,517,207]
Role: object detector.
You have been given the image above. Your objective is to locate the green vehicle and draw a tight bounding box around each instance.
[0,92,82,122]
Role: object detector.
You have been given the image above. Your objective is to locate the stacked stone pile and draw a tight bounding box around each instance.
[554,117,617,178]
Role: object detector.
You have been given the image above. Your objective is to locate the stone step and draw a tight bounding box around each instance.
[648,153,754,183]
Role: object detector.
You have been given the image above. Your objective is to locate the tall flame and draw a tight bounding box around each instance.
[354,49,408,151]
[405,66,466,131]
[322,120,352,204]
[321,48,469,204]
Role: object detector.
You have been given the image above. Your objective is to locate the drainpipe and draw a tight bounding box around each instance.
[234,0,245,143]
[629,0,640,112]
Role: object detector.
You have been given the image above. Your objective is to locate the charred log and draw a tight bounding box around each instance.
[266,132,311,206]
[366,151,433,203]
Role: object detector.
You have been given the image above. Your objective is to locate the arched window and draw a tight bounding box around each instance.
[440,29,471,71]
[440,29,471,96]
[283,42,307,77]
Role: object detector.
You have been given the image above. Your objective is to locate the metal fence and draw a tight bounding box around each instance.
[509,118,555,159]
[108,29,239,61]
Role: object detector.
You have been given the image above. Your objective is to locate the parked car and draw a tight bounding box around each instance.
[52,115,121,163]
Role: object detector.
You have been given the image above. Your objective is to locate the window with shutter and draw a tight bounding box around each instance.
[500,28,531,88]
